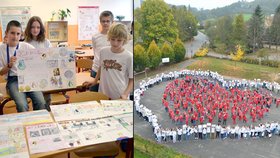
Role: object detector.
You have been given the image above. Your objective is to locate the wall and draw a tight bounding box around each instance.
[0,0,133,46]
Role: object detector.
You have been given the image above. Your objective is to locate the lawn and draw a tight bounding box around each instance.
[187,57,280,83]
[134,135,191,158]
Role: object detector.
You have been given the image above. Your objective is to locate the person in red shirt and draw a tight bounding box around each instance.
[243,113,247,123]
[222,111,228,125]
[218,111,223,124]
[185,114,189,125]
[199,115,204,124]
[232,113,237,125]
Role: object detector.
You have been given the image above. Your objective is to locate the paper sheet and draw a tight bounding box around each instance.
[51,101,102,122]
[0,110,53,126]
[16,48,76,92]
[0,125,29,158]
[25,122,68,154]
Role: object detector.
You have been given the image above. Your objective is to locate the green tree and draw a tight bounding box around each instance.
[270,4,280,51]
[147,40,162,69]
[161,42,175,63]
[136,0,179,48]
[233,14,246,46]
[247,5,265,53]
[171,6,198,42]
[216,16,234,50]
[173,38,186,62]
[134,44,148,72]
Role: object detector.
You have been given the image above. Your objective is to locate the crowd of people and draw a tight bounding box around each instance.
[134,70,280,143]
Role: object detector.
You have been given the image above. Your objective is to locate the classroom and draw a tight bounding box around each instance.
[0,0,133,158]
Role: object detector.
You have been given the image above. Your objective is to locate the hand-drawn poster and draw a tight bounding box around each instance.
[0,6,31,39]
[0,125,29,158]
[57,117,132,148]
[0,110,53,125]
[78,6,99,40]
[113,113,133,134]
[51,101,102,122]
[16,48,76,92]
[25,123,68,154]
[100,100,133,116]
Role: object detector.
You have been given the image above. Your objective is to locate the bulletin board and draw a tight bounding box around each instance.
[77,6,99,40]
[0,6,31,39]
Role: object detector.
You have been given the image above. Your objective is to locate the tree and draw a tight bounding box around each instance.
[173,38,186,62]
[134,21,142,44]
[247,5,265,53]
[161,42,175,63]
[136,0,179,48]
[147,40,162,69]
[231,45,244,61]
[171,6,198,42]
[232,14,246,46]
[270,4,280,51]
[216,16,234,50]
[134,44,148,72]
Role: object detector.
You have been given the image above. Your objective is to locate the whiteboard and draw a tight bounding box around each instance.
[0,6,31,39]
[78,6,99,40]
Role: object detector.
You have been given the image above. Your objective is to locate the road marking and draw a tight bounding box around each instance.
[254,153,266,158]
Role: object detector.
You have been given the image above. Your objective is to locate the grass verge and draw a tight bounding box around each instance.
[134,134,191,158]
[187,57,280,83]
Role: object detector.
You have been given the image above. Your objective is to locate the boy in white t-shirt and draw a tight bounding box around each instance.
[83,23,133,99]
[90,10,114,91]
[0,20,46,112]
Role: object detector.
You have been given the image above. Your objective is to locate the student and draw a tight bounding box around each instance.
[0,20,46,112]
[90,10,114,92]
[24,16,52,109]
[83,23,133,100]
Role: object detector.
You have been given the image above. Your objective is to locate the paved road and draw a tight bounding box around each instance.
[184,31,208,58]
[135,80,280,158]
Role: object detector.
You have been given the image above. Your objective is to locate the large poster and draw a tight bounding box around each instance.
[0,6,31,39]
[16,48,76,92]
[78,6,99,40]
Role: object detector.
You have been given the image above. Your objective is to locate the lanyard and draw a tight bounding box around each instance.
[6,44,19,64]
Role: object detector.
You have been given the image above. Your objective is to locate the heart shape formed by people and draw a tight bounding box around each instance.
[162,75,277,126]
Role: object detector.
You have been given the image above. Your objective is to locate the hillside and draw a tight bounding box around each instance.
[187,0,279,21]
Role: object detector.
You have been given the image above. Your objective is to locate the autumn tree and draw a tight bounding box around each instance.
[147,40,162,69]
[134,44,148,72]
[231,45,244,67]
[173,38,186,62]
[135,0,179,48]
[161,42,175,63]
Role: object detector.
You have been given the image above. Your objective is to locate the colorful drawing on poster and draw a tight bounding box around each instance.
[57,116,132,147]
[0,110,53,126]
[113,113,133,133]
[16,48,76,92]
[0,125,29,158]
[25,122,68,154]
[51,101,102,122]
[100,100,133,116]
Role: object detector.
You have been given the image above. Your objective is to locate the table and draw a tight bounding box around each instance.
[0,100,133,158]
[0,72,93,114]
[75,49,94,59]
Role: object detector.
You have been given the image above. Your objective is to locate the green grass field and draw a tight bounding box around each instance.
[187,57,280,82]
[134,135,191,158]
[242,13,252,21]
